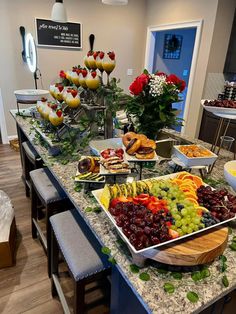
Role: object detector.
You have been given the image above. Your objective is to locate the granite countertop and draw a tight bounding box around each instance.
[12,113,236,314]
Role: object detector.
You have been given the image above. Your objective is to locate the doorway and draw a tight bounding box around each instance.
[145,21,202,134]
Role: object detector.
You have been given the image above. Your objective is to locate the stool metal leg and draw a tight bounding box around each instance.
[31,185,38,239]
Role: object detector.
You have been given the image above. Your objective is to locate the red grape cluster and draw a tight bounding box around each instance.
[197,186,236,221]
[109,202,171,250]
[204,99,236,108]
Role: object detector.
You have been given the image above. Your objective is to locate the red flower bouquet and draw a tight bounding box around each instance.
[126,70,186,139]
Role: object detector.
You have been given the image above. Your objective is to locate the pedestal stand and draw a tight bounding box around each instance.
[208,112,236,173]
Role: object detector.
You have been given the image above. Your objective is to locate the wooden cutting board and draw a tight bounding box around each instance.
[140,227,229,266]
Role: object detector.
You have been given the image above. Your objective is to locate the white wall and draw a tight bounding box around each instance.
[0,0,146,137]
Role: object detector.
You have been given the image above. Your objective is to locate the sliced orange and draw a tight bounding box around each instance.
[171,178,183,186]
[186,197,199,205]
[184,192,197,200]
[181,187,196,194]
[181,174,194,181]
[175,172,189,179]
[192,176,204,188]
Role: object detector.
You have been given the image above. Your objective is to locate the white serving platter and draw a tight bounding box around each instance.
[123,145,159,162]
[14,89,49,102]
[201,99,236,116]
[92,172,236,255]
[173,145,218,167]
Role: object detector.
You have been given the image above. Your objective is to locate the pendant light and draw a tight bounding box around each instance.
[102,0,128,5]
[51,0,67,23]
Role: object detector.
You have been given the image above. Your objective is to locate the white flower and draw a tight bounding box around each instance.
[149,75,166,97]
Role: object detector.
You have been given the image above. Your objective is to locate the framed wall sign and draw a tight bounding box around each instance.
[163,34,182,59]
[35,18,82,49]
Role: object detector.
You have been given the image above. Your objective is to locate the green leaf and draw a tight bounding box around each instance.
[139,272,150,281]
[187,291,199,303]
[74,184,82,192]
[228,227,232,235]
[163,283,175,294]
[232,236,236,242]
[229,242,236,251]
[101,247,111,255]
[220,262,227,273]
[143,69,149,75]
[85,207,93,212]
[171,272,183,280]
[108,257,117,265]
[159,111,166,122]
[200,268,210,278]
[130,264,140,274]
[222,275,229,287]
[191,271,202,282]
[93,206,101,213]
[219,255,227,263]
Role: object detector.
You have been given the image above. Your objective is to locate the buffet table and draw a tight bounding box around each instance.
[11,111,236,314]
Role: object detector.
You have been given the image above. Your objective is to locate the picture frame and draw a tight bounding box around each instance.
[163,34,182,59]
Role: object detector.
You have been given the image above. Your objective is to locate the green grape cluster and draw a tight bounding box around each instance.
[151,180,204,236]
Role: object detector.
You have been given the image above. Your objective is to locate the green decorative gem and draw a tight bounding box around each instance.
[130,264,140,274]
[187,291,199,303]
[164,283,175,294]
[139,272,150,281]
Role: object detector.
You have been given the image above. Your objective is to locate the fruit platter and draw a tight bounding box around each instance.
[201,99,236,116]
[92,172,236,254]
[122,132,159,161]
[75,156,105,182]
[99,148,130,175]
[173,144,218,167]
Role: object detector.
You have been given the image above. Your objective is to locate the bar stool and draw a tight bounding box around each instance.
[30,168,71,276]
[50,209,111,314]
[22,141,42,197]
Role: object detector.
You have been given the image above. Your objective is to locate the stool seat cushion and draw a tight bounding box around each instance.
[30,168,67,204]
[22,141,40,164]
[50,209,108,281]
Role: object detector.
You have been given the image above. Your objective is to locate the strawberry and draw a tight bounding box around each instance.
[56,110,63,118]
[93,51,100,59]
[99,51,105,59]
[41,97,47,102]
[108,51,115,60]
[51,104,58,110]
[57,84,64,92]
[82,69,88,77]
[59,70,66,78]
[72,67,77,72]
[76,69,81,75]
[91,71,97,79]
[71,89,78,98]
[87,50,93,57]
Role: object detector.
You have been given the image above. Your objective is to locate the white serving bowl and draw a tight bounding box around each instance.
[224,160,236,191]
[14,89,49,102]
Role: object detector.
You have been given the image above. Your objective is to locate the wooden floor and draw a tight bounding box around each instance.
[0,145,109,314]
[1,144,236,314]
[0,145,64,313]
